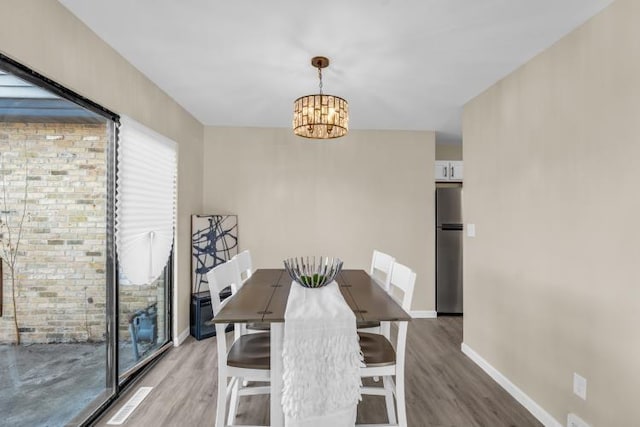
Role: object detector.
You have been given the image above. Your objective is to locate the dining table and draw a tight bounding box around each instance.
[212,268,412,427]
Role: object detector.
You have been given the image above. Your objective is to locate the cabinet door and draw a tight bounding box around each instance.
[435,161,449,181]
[449,161,463,182]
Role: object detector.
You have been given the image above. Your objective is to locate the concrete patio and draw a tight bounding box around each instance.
[0,342,147,426]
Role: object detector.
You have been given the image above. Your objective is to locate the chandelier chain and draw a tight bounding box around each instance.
[318,66,323,95]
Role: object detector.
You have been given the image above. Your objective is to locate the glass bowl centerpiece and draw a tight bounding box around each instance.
[283,256,343,288]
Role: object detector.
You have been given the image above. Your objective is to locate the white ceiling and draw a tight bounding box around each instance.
[59,0,613,143]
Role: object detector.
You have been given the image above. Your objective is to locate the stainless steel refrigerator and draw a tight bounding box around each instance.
[436,187,463,314]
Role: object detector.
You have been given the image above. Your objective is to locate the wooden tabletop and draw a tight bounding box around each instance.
[213,269,412,323]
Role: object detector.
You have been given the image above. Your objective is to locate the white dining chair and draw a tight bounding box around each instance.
[357,261,416,427]
[228,251,269,334]
[359,250,396,336]
[208,263,271,427]
[232,249,253,284]
[370,249,395,291]
[207,259,245,341]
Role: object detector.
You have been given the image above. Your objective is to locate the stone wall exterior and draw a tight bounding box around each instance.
[0,122,162,344]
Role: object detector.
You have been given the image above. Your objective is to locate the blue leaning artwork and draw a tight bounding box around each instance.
[191,215,238,293]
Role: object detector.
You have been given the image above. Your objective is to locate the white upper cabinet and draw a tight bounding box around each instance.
[449,161,463,181]
[435,161,463,182]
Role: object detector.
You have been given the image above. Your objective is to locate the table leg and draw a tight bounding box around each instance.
[270,322,284,427]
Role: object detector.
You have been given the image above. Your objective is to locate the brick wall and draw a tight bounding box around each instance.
[0,122,162,344]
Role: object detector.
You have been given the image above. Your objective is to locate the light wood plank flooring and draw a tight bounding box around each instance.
[93,317,542,426]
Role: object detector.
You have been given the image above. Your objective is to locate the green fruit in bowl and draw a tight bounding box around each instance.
[301,274,325,287]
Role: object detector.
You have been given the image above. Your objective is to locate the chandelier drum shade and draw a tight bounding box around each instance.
[116,116,177,285]
[293,56,349,139]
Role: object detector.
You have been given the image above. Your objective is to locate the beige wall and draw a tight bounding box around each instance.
[0,0,204,338]
[435,142,463,160]
[203,127,435,311]
[463,0,640,425]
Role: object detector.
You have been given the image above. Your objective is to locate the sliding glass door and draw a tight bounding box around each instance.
[0,64,115,426]
[0,56,173,426]
[115,115,177,381]
[118,263,171,377]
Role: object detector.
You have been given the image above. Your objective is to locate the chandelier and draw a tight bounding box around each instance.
[293,56,349,139]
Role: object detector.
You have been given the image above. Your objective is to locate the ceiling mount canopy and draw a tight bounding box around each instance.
[293,56,348,140]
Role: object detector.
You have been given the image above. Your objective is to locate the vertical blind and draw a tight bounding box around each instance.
[116,116,177,285]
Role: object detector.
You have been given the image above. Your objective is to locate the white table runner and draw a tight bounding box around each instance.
[282,281,362,427]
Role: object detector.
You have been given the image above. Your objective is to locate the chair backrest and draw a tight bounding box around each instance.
[207,259,244,342]
[210,294,232,369]
[388,262,416,312]
[208,261,243,366]
[207,258,243,296]
[387,262,416,371]
[370,250,395,290]
[232,250,253,283]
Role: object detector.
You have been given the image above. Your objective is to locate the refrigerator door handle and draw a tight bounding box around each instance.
[441,223,464,231]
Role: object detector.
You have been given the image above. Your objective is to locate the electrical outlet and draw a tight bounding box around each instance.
[567,413,590,427]
[573,373,587,400]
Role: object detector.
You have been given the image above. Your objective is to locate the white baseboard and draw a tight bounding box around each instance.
[174,327,190,347]
[410,310,437,318]
[461,343,562,427]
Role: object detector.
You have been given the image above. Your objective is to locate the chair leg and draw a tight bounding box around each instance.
[396,372,407,427]
[227,378,240,426]
[216,373,227,427]
[382,375,397,425]
[227,378,242,426]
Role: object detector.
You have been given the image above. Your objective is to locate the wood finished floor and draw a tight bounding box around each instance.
[93,317,542,427]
